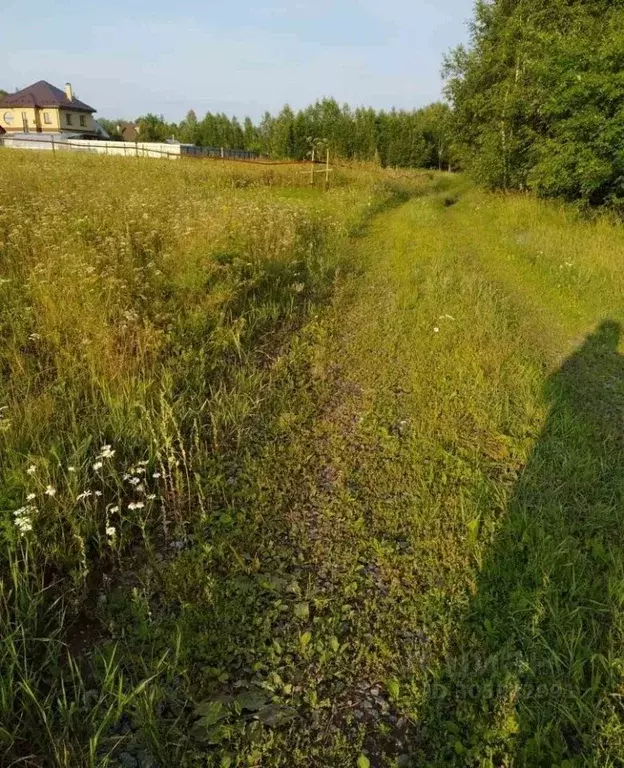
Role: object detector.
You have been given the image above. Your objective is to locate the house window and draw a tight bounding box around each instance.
[43,112,51,125]
[79,114,86,127]
[66,113,73,126]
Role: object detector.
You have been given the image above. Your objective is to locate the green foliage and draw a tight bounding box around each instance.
[136,112,172,142]
[445,0,624,207]
[101,98,454,167]
[96,118,124,140]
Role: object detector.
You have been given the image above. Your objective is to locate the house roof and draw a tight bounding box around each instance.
[0,81,96,113]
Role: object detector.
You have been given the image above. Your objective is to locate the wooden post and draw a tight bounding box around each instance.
[51,136,55,156]
[310,147,315,186]
[221,146,225,162]
[325,148,330,188]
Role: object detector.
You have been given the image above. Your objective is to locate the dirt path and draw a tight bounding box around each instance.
[257,185,624,766]
[141,182,624,766]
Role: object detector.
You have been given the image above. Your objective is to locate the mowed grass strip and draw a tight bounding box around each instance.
[409,189,624,768]
[183,185,624,766]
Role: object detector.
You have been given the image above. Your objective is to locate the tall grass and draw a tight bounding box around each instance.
[0,149,431,766]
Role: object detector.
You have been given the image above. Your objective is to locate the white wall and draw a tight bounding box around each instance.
[68,140,183,159]
[0,136,183,159]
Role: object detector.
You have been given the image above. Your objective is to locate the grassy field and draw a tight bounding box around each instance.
[2,150,624,767]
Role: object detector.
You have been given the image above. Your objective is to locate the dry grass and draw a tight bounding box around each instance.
[0,149,432,767]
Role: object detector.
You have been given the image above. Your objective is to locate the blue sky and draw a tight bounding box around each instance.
[1,0,474,121]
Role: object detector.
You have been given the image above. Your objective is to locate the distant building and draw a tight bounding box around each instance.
[0,80,99,137]
[117,121,140,142]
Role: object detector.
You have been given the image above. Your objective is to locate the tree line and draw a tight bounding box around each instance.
[444,0,624,208]
[8,0,622,207]
[99,99,455,170]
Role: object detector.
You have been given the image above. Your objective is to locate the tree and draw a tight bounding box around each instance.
[444,0,624,206]
[136,113,171,142]
[271,105,296,158]
[178,110,199,144]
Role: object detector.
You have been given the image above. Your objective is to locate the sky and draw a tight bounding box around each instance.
[0,0,474,122]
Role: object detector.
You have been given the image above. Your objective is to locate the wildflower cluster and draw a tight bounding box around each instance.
[13,505,35,536]
[121,460,162,512]
[93,443,115,471]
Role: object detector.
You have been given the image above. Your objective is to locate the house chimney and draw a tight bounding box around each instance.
[65,82,73,101]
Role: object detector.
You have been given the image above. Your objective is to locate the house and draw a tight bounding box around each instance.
[0,80,99,137]
[116,121,140,142]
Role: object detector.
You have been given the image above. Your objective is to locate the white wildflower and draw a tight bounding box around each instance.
[99,445,115,459]
[93,461,103,471]
[16,519,33,534]
[138,460,149,466]
[26,465,36,475]
[152,472,161,479]
[128,501,145,511]
[106,525,116,540]
[95,490,102,497]
[13,505,36,536]
[147,494,156,500]
[433,327,440,333]
[26,493,36,501]
[129,476,140,486]
[109,505,119,513]
[135,483,144,493]
[45,485,56,497]
[76,490,92,501]
[68,466,76,473]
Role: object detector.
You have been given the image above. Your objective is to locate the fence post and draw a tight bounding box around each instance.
[221,146,225,162]
[51,136,55,157]
[310,147,315,186]
[325,148,330,188]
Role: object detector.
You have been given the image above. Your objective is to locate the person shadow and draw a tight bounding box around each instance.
[415,321,624,766]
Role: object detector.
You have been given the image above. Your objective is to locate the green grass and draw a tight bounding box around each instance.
[2,151,624,767]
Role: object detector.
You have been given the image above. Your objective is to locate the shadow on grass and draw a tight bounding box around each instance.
[418,321,624,766]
